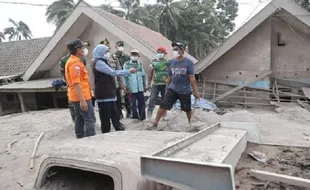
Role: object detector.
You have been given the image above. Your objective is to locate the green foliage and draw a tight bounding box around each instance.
[45,0,239,59]
[3,18,32,41]
[295,0,310,11]
[45,0,75,30]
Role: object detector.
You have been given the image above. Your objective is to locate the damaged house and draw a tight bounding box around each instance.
[0,0,197,116]
[195,0,310,108]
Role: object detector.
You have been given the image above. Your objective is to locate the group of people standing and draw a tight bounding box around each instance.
[62,39,200,139]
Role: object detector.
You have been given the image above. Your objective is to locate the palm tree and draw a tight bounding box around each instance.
[3,19,32,41]
[118,0,141,20]
[46,0,76,29]
[99,4,126,18]
[155,0,185,37]
[0,32,5,42]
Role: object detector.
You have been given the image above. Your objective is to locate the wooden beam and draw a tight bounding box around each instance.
[249,170,310,188]
[211,70,272,103]
[0,88,67,93]
[275,77,310,89]
[274,79,280,102]
[297,99,310,112]
[0,99,3,116]
[52,93,58,108]
[302,87,310,99]
[17,92,26,113]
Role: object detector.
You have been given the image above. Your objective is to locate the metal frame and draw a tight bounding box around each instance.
[141,123,238,190]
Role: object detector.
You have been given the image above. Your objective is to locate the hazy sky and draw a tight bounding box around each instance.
[0,0,263,39]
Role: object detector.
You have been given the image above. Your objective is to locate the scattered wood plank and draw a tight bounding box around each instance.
[249,169,310,188]
[275,77,310,89]
[211,70,272,103]
[29,132,45,170]
[302,87,310,99]
[297,99,310,112]
[274,80,280,102]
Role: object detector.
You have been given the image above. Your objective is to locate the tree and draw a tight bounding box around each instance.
[155,0,186,38]
[3,19,32,41]
[46,0,76,29]
[0,32,5,42]
[100,4,126,18]
[117,0,141,20]
[174,0,238,59]
[295,0,310,11]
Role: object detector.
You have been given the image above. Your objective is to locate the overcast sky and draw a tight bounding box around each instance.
[0,0,263,39]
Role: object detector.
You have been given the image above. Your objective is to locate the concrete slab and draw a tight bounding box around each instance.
[141,122,250,190]
[34,131,191,190]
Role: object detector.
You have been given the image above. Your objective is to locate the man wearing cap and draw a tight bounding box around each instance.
[115,41,132,118]
[147,46,169,120]
[148,42,200,131]
[123,49,147,121]
[65,39,96,139]
[92,44,137,133]
[59,51,88,123]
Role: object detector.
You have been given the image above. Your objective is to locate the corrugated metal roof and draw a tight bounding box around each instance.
[0,37,50,76]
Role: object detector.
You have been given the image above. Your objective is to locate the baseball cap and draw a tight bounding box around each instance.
[171,42,185,50]
[157,46,167,54]
[131,49,140,56]
[67,39,89,53]
[116,41,124,46]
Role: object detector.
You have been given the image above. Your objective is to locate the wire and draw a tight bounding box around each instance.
[0,0,265,7]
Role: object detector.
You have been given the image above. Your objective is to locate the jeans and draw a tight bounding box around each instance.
[131,92,146,120]
[97,101,124,133]
[68,101,75,122]
[124,92,131,116]
[72,100,96,139]
[147,85,166,112]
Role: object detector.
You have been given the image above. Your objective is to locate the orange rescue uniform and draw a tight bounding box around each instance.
[65,55,92,102]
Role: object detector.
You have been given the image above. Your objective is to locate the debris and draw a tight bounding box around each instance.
[30,132,45,170]
[248,151,268,164]
[211,70,272,102]
[303,136,310,141]
[6,140,18,154]
[264,181,270,189]
[297,99,310,112]
[174,95,217,112]
[16,181,23,187]
[249,169,310,188]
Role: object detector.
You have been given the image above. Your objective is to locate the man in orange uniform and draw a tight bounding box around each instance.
[65,39,96,139]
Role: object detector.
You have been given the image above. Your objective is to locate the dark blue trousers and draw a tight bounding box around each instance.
[131,91,146,121]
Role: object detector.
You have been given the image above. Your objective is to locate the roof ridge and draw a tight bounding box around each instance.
[0,37,51,44]
[92,6,162,53]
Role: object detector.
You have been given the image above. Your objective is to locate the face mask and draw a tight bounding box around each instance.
[82,47,88,56]
[104,52,111,59]
[117,47,124,52]
[156,53,164,59]
[131,56,138,61]
[172,50,179,58]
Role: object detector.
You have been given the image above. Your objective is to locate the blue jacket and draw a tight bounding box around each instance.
[123,60,146,93]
